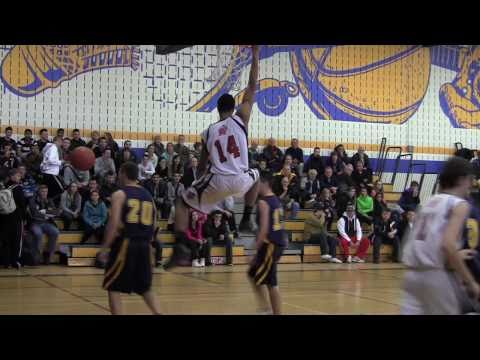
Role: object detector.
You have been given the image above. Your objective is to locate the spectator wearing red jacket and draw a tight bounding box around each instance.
[186,211,208,267]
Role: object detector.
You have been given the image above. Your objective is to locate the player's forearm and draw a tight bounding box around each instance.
[243,49,259,103]
[444,242,476,285]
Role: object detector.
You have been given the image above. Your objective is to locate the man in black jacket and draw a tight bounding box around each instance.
[204,210,233,266]
[0,169,27,269]
[351,160,373,190]
[285,138,305,174]
[372,208,400,263]
[69,129,87,151]
[144,173,169,218]
[351,146,371,171]
[182,156,199,188]
[262,137,284,172]
[304,147,325,178]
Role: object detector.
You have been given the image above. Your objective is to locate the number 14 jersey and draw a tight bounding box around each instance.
[202,115,249,176]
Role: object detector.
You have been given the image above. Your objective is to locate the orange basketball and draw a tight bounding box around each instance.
[70,146,96,171]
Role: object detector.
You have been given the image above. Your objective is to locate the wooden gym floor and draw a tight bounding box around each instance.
[0,263,406,315]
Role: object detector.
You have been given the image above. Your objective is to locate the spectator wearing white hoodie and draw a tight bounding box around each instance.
[337,203,370,263]
[40,136,64,201]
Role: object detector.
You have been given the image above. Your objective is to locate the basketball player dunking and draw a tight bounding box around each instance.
[100,162,160,315]
[402,157,480,315]
[165,45,260,268]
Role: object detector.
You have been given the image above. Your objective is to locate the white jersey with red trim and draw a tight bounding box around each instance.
[202,115,249,176]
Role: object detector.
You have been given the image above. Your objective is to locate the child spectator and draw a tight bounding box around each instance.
[100,171,119,207]
[93,137,109,158]
[81,178,100,207]
[168,155,184,179]
[372,208,400,263]
[138,153,155,182]
[29,185,60,265]
[56,128,65,139]
[256,159,270,175]
[81,190,108,243]
[0,126,17,152]
[274,176,300,219]
[302,169,321,208]
[356,186,374,225]
[399,181,421,212]
[205,210,233,266]
[186,211,208,267]
[304,147,324,178]
[17,165,37,199]
[146,144,159,168]
[285,138,304,174]
[37,128,50,152]
[303,205,342,263]
[373,192,388,219]
[275,163,297,187]
[0,169,27,269]
[94,148,116,178]
[337,203,370,263]
[69,129,86,150]
[60,182,82,231]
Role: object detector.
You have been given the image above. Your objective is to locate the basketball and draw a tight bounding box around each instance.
[70,146,96,171]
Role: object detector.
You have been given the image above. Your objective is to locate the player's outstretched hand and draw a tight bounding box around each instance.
[459,249,477,260]
[252,45,260,57]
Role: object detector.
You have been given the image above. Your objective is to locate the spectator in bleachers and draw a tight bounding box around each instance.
[81,190,108,244]
[304,147,324,179]
[29,184,60,265]
[163,142,177,164]
[0,144,20,170]
[192,142,202,160]
[372,208,399,263]
[351,146,371,171]
[18,129,36,158]
[40,136,64,202]
[263,137,284,172]
[81,178,100,207]
[94,148,116,178]
[86,131,100,151]
[17,165,37,200]
[326,151,344,176]
[351,160,373,190]
[373,192,388,219]
[283,154,299,176]
[69,129,86,150]
[0,126,17,152]
[285,138,304,175]
[337,203,369,263]
[60,182,82,231]
[144,173,169,218]
[471,150,480,179]
[317,188,336,230]
[168,155,184,179]
[93,137,109,158]
[370,180,384,198]
[336,186,357,217]
[37,129,50,152]
[302,169,321,208]
[100,171,119,207]
[187,210,208,267]
[334,144,350,165]
[61,138,71,162]
[205,210,233,266]
[303,205,342,263]
[146,144,159,169]
[150,135,165,159]
[248,140,261,168]
[0,169,27,269]
[138,152,155,182]
[275,163,297,188]
[182,156,199,188]
[256,159,270,175]
[63,162,90,190]
[219,196,239,238]
[274,176,300,219]
[398,180,421,212]
[104,132,119,157]
[319,166,338,194]
[24,143,42,180]
[336,163,355,192]
[115,140,137,169]
[174,134,190,165]
[56,128,65,139]
[166,172,185,230]
[155,158,169,180]
[356,186,374,225]
[398,209,415,242]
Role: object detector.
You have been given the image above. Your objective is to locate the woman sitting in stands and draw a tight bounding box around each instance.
[316,187,337,231]
[186,211,208,267]
[370,180,384,198]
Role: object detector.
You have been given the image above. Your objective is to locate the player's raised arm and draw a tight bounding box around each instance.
[236,45,260,127]
[197,139,210,177]
[102,190,126,250]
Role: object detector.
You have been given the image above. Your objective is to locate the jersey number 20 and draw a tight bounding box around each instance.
[214,135,240,163]
[127,199,153,226]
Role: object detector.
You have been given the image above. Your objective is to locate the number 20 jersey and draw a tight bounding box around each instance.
[202,115,249,176]
[402,193,468,269]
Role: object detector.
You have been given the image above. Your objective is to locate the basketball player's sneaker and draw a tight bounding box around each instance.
[346,255,352,263]
[329,257,342,264]
[352,256,365,263]
[321,254,332,261]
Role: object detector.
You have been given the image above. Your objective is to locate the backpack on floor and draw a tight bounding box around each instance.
[0,185,18,215]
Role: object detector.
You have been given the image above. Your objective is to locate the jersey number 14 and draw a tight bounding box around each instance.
[214,135,240,163]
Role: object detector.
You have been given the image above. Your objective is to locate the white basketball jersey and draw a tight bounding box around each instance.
[402,193,468,269]
[202,115,249,176]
